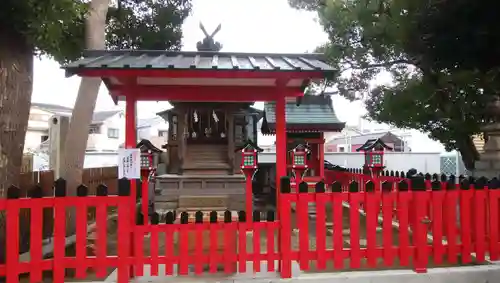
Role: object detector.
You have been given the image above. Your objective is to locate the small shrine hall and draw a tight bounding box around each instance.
[62,26,341,215]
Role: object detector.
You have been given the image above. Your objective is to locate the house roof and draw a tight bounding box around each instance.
[31,102,73,113]
[261,95,345,134]
[327,131,403,145]
[355,138,393,151]
[91,110,122,123]
[137,116,166,129]
[63,50,336,76]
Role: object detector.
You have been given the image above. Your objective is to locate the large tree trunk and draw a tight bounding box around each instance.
[456,135,479,172]
[61,0,109,234]
[0,33,34,266]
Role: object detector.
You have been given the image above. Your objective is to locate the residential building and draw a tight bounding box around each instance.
[26,103,127,153]
[86,110,125,152]
[25,103,73,152]
[137,116,169,149]
[325,131,407,152]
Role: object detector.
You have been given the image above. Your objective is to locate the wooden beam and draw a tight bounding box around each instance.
[78,69,325,80]
[110,85,302,102]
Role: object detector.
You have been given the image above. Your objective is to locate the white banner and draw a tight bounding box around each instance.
[118,148,141,179]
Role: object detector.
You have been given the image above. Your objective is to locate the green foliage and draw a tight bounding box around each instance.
[0,0,88,62]
[1,0,192,64]
[290,0,500,169]
[106,0,192,51]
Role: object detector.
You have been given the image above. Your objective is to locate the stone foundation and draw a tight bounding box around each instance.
[474,123,500,178]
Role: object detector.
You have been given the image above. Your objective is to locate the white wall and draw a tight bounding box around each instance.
[258,152,442,174]
[87,113,125,151]
[25,129,48,151]
[33,152,119,171]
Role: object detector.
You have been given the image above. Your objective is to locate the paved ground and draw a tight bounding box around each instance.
[77,264,500,282]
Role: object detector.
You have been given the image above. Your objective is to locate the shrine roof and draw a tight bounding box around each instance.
[63,50,335,76]
[261,95,345,134]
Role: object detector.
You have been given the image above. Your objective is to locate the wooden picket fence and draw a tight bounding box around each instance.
[0,173,499,282]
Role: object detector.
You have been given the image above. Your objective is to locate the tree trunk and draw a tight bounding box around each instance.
[0,33,33,266]
[61,0,109,235]
[456,135,479,172]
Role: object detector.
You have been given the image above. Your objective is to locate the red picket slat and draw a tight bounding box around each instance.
[348,190,363,269]
[238,221,247,273]
[365,190,380,268]
[194,223,204,275]
[150,226,159,276]
[29,199,43,283]
[53,198,66,283]
[266,221,276,272]
[178,223,189,275]
[430,190,445,264]
[279,194,294,278]
[6,199,20,283]
[224,222,237,274]
[332,191,346,269]
[413,190,429,273]
[444,189,459,264]
[117,200,131,283]
[209,223,219,273]
[75,201,88,278]
[459,188,474,264]
[315,193,328,270]
[397,190,411,266]
[252,222,261,273]
[134,228,145,276]
[488,188,500,260]
[297,193,311,271]
[473,187,487,262]
[382,190,395,266]
[96,201,108,278]
[164,225,174,275]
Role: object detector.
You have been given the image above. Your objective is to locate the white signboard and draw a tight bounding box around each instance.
[118,148,141,179]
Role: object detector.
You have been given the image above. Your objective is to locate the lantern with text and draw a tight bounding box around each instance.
[238,141,263,222]
[291,144,309,185]
[356,138,392,176]
[136,139,163,180]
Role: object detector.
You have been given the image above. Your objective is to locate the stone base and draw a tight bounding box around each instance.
[474,123,500,178]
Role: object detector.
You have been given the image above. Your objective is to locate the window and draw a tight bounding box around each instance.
[107,128,119,139]
[41,135,49,143]
[89,125,101,134]
[158,130,168,137]
[338,146,345,152]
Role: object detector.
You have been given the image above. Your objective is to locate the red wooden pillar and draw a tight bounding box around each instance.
[125,93,137,278]
[319,133,325,178]
[275,95,287,216]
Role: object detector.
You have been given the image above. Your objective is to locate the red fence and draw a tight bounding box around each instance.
[0,175,498,282]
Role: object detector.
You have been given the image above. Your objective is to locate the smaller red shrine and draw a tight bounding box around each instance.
[356,138,393,176]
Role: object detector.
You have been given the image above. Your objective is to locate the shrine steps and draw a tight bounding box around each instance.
[183,144,231,174]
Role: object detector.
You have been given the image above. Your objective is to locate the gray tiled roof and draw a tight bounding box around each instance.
[31,102,73,113]
[262,95,345,133]
[91,110,122,123]
[63,50,336,76]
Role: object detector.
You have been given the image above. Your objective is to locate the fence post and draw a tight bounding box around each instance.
[279,176,293,278]
[411,176,429,273]
[53,178,67,283]
[6,186,20,283]
[117,178,131,283]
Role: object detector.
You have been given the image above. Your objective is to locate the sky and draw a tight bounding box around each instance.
[30,0,445,152]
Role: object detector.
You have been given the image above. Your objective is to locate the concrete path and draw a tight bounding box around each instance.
[94,263,500,283]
